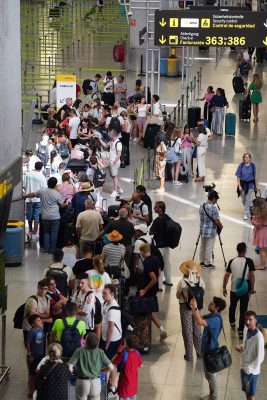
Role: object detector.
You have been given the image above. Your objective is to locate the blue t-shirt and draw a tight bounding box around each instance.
[235,163,256,189]
[210,95,228,108]
[27,327,45,358]
[201,313,222,355]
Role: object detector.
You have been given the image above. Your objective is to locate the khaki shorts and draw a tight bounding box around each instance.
[109,161,120,177]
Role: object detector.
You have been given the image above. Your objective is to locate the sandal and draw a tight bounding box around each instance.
[255,265,266,270]
[195,177,203,182]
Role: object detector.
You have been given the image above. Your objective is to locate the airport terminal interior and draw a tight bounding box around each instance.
[1,0,267,399]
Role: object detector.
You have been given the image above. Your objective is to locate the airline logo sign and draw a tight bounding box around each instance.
[155,10,267,47]
[56,74,76,111]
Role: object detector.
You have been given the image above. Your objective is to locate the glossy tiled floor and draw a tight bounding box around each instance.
[2,5,267,400]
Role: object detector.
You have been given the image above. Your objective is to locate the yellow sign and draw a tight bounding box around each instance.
[56,74,76,82]
[159,18,166,27]
[0,180,13,200]
[201,19,210,28]
[170,18,179,28]
[169,36,179,45]
[159,35,166,44]
[263,36,267,45]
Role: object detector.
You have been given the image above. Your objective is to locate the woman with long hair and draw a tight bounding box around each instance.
[87,255,111,303]
[235,153,257,220]
[181,125,195,178]
[198,85,215,128]
[57,172,76,203]
[166,127,183,185]
[248,74,262,122]
[195,125,208,182]
[135,96,151,140]
[153,130,168,193]
[210,87,229,135]
[251,198,267,270]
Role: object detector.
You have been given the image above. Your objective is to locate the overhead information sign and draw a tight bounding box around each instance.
[155,10,267,47]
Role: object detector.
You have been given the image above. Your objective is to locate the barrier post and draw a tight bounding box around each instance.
[133,168,138,190]
[173,106,177,125]
[181,94,184,124]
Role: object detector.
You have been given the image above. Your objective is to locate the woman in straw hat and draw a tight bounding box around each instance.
[102,230,126,278]
[176,260,205,361]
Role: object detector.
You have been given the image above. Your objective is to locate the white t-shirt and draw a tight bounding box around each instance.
[153,102,163,125]
[24,170,47,203]
[103,76,118,93]
[87,270,111,303]
[197,133,208,149]
[28,155,42,172]
[102,299,122,342]
[134,235,152,271]
[73,289,97,330]
[132,201,149,226]
[69,116,80,139]
[226,257,255,292]
[109,139,122,162]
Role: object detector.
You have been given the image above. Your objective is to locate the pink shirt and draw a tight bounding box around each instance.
[203,92,215,103]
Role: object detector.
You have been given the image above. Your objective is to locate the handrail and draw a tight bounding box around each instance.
[167,66,202,127]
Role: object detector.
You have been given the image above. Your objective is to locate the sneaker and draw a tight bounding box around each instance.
[163,281,173,286]
[200,395,211,400]
[110,191,117,197]
[160,331,168,342]
[174,180,182,186]
[205,263,216,269]
[172,180,176,184]
[133,138,138,142]
[153,188,165,193]
[230,323,236,329]
[31,234,39,240]
[200,262,206,268]
[238,330,243,340]
[243,214,248,220]
[117,188,123,195]
[107,389,117,398]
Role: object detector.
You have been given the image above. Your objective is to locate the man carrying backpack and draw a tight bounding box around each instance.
[52,302,86,357]
[43,248,74,297]
[73,273,102,341]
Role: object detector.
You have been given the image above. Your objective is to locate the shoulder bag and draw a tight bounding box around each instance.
[203,203,222,235]
[204,317,232,373]
[235,259,249,297]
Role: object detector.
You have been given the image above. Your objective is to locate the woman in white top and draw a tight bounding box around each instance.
[166,127,183,186]
[176,260,205,361]
[152,94,163,126]
[88,255,111,303]
[195,124,209,182]
[135,96,151,140]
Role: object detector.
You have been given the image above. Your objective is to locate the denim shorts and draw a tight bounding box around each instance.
[26,202,42,221]
[241,370,260,396]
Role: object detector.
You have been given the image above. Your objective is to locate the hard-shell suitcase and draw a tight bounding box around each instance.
[135,314,152,354]
[100,372,108,400]
[225,113,236,136]
[144,124,160,149]
[232,76,245,94]
[187,107,201,129]
[165,163,172,181]
[239,98,251,121]
[67,159,87,173]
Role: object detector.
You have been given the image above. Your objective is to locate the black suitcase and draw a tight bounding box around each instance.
[108,205,120,218]
[101,92,115,106]
[135,314,152,354]
[165,163,172,182]
[144,124,160,149]
[187,107,201,128]
[179,166,189,183]
[239,98,251,121]
[120,132,130,166]
[256,47,265,64]
[67,159,87,173]
[232,76,245,94]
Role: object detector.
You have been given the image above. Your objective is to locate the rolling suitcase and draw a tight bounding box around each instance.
[225,113,236,136]
[165,163,172,182]
[144,124,160,149]
[187,107,201,129]
[135,314,152,354]
[232,76,245,94]
[239,98,251,121]
[67,159,87,173]
[100,372,108,400]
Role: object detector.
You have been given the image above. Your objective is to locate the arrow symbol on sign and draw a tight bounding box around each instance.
[60,98,65,103]
[159,35,166,44]
[263,37,267,45]
[159,18,166,27]
[264,20,267,28]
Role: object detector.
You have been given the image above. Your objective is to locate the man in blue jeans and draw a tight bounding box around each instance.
[24,177,66,253]
[191,296,226,400]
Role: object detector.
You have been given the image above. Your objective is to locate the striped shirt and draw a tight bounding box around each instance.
[102,243,126,266]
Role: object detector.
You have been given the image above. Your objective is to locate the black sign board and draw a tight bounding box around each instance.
[155,10,267,47]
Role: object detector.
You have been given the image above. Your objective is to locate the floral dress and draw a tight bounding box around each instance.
[154,141,167,178]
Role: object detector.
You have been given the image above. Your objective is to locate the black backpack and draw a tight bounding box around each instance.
[82,79,95,95]
[13,295,38,329]
[107,305,138,337]
[139,238,164,269]
[184,280,204,310]
[58,142,69,158]
[46,266,69,297]
[61,318,81,357]
[109,117,121,133]
[165,217,182,249]
[92,166,106,188]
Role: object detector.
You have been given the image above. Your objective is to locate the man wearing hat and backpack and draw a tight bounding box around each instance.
[101,230,126,278]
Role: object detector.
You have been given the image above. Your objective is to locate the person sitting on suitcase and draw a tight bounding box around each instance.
[139,242,168,342]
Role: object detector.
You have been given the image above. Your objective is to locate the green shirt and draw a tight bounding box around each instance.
[70,347,111,379]
[52,317,86,341]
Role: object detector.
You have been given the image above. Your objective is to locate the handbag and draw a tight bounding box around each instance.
[204,319,232,373]
[235,259,249,297]
[203,203,222,235]
[129,295,159,315]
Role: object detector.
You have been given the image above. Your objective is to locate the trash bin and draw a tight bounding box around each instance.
[160,58,168,76]
[4,220,24,266]
[167,56,179,77]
